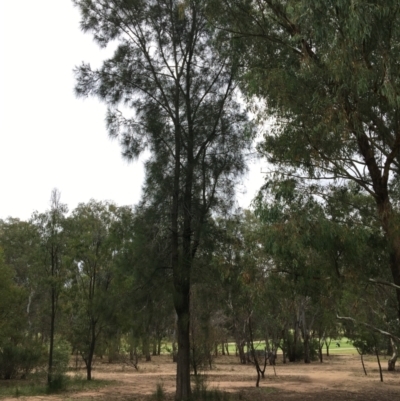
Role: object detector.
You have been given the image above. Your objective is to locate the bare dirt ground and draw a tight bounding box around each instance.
[3,353,400,401]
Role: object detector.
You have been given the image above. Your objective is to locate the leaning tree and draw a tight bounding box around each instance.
[73,0,252,398]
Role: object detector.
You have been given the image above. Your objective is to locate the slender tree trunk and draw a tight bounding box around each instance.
[388,338,397,371]
[157,338,162,356]
[47,288,55,385]
[86,320,97,381]
[143,337,151,362]
[318,344,323,363]
[375,347,383,382]
[325,339,330,357]
[360,353,367,376]
[304,334,311,364]
[236,341,246,364]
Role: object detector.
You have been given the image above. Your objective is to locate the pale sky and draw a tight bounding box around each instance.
[0,0,265,221]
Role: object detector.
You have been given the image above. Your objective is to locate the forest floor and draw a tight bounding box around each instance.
[1,353,400,401]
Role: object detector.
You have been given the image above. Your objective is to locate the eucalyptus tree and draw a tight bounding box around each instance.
[211,0,400,318]
[66,200,119,380]
[31,189,69,386]
[73,0,252,397]
[0,220,47,379]
[255,179,399,365]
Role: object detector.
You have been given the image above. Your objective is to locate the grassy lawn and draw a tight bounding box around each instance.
[215,338,357,356]
[323,337,356,354]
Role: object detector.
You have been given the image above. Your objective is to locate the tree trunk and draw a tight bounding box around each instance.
[172,341,178,363]
[325,339,330,357]
[175,307,191,400]
[356,133,400,321]
[375,347,383,382]
[304,335,311,364]
[360,353,367,376]
[142,337,151,362]
[47,288,56,385]
[85,319,97,381]
[318,345,323,363]
[152,340,157,356]
[236,341,246,364]
[388,338,397,371]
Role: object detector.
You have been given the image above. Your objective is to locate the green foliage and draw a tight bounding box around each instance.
[47,338,72,391]
[65,200,120,379]
[0,375,112,398]
[0,340,45,380]
[192,375,230,401]
[73,1,253,396]
[212,0,400,332]
[154,381,165,401]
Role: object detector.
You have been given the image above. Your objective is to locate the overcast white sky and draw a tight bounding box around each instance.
[0,0,265,221]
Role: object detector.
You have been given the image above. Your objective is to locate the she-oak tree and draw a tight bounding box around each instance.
[73,0,252,398]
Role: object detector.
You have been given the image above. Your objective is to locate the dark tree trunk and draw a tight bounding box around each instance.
[236,341,246,364]
[142,337,151,362]
[360,353,367,376]
[303,335,311,364]
[175,306,191,400]
[355,131,400,321]
[248,317,267,387]
[318,344,323,363]
[84,319,97,381]
[325,339,330,357]
[47,287,56,385]
[375,347,383,382]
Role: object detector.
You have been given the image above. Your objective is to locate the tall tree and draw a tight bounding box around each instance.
[73,1,252,398]
[31,189,68,386]
[66,200,117,380]
[211,0,400,318]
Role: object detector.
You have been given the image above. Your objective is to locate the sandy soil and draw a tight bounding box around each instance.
[2,353,400,400]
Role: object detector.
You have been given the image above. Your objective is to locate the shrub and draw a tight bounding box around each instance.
[0,340,45,379]
[47,338,72,391]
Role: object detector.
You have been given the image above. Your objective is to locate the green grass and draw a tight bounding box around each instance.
[323,337,356,354]
[0,374,113,399]
[216,338,357,356]
[157,337,357,359]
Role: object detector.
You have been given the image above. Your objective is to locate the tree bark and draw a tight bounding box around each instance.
[388,338,397,371]
[375,347,383,382]
[175,305,191,400]
[142,337,151,362]
[47,287,55,385]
